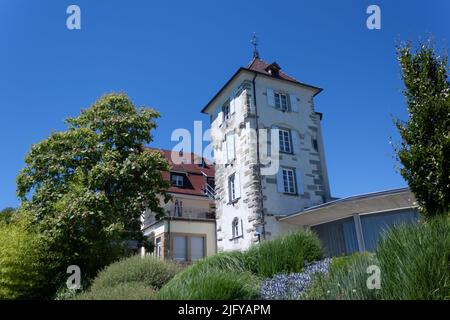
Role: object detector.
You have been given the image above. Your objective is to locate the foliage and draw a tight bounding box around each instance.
[157,270,260,300]
[394,40,450,217]
[89,255,182,292]
[304,253,381,300]
[0,212,55,299]
[260,258,331,300]
[245,230,323,277]
[16,93,170,283]
[376,215,450,299]
[0,207,15,224]
[74,282,157,300]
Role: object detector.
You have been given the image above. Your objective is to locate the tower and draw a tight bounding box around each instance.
[201,52,331,252]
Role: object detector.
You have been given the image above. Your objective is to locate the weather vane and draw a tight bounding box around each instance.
[251,33,260,59]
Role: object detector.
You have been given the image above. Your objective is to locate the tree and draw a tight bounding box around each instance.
[0,210,52,299]
[394,41,450,217]
[16,93,170,284]
[0,207,15,224]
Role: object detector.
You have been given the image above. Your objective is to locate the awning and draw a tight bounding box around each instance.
[279,188,417,227]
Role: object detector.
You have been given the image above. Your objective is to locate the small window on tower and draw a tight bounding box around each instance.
[312,138,319,152]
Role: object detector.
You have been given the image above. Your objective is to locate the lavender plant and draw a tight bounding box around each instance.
[261,258,331,300]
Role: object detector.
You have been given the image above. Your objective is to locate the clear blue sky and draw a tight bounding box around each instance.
[1,0,449,209]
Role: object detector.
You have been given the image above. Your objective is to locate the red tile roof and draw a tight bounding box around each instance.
[146,148,214,197]
[247,58,300,83]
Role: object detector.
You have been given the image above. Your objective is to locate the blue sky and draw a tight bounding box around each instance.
[0,0,449,209]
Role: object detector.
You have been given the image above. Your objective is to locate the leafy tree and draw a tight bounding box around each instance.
[0,207,15,224]
[394,41,450,217]
[0,210,53,299]
[16,93,170,284]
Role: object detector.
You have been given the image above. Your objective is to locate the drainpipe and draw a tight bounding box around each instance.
[252,73,266,241]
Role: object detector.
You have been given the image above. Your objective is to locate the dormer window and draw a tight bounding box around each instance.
[265,62,281,77]
[171,173,184,187]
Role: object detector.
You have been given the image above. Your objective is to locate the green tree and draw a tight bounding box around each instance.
[394,41,450,217]
[16,93,170,284]
[0,207,15,224]
[0,211,53,299]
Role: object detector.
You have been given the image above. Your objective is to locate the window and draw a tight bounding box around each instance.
[155,237,162,258]
[279,129,292,153]
[228,173,236,202]
[173,236,187,262]
[232,217,242,238]
[312,137,319,152]
[274,91,288,111]
[172,235,206,262]
[282,168,296,194]
[191,237,205,261]
[222,101,230,121]
[171,173,184,187]
[174,199,183,217]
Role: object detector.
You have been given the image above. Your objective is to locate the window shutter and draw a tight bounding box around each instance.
[267,88,275,107]
[230,96,235,114]
[290,94,298,112]
[277,169,284,193]
[295,168,304,195]
[218,111,224,126]
[226,133,235,162]
[234,172,241,199]
[291,131,300,154]
[225,177,229,203]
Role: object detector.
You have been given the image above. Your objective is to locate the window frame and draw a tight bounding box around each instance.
[222,101,231,121]
[282,167,297,194]
[228,173,236,203]
[171,173,184,187]
[170,233,207,263]
[274,91,289,111]
[279,129,293,154]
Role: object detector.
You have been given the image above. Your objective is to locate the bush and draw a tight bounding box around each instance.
[376,216,450,299]
[157,270,260,300]
[304,253,381,300]
[90,255,182,292]
[261,258,331,300]
[0,213,52,299]
[245,230,323,277]
[74,282,157,300]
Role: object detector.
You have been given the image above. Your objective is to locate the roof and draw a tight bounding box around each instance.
[279,187,418,226]
[201,57,323,114]
[146,148,214,197]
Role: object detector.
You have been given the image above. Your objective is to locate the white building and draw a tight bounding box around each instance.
[201,54,418,254]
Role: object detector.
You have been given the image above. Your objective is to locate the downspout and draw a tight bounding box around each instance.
[252,73,266,241]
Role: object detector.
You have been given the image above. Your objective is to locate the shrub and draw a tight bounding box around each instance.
[185,250,248,275]
[157,270,260,300]
[304,253,381,300]
[261,258,331,300]
[0,213,53,299]
[245,230,323,277]
[376,216,450,299]
[74,282,157,300]
[90,255,182,292]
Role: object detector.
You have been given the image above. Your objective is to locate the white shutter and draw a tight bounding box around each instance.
[271,125,279,156]
[267,88,275,107]
[234,172,241,199]
[291,131,299,154]
[290,94,298,112]
[224,177,229,203]
[218,111,224,126]
[277,168,284,193]
[295,168,304,195]
[226,133,235,162]
[230,96,235,114]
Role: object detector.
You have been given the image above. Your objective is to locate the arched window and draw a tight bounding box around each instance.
[232,217,240,238]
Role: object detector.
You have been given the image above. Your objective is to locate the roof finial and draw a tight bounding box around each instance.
[251,33,260,59]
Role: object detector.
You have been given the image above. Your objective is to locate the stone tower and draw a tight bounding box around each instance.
[201,57,331,252]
